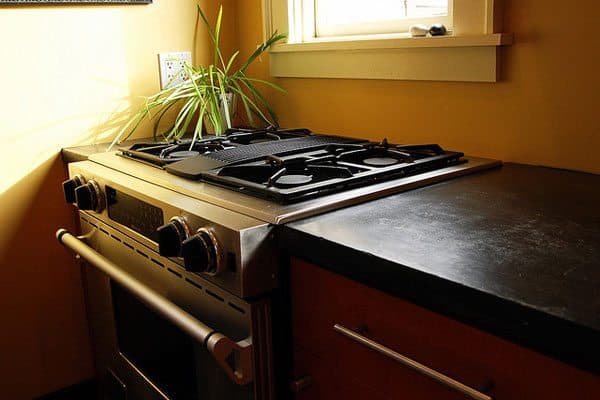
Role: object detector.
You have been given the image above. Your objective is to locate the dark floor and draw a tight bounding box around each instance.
[34,379,97,400]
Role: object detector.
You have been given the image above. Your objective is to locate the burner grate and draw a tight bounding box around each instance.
[202,136,362,164]
[165,135,364,179]
[200,141,465,203]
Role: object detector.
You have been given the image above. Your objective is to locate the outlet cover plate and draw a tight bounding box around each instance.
[158,51,192,89]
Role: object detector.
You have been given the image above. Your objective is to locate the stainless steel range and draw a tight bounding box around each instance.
[57,128,500,400]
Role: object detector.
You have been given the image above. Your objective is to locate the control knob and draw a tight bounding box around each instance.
[62,175,85,204]
[157,216,190,257]
[181,228,223,275]
[74,180,105,212]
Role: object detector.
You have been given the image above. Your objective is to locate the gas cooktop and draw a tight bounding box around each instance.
[97,127,501,222]
[200,140,465,203]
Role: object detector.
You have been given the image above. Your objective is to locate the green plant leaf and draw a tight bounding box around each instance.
[237,77,279,125]
[243,77,287,93]
[225,51,240,74]
[229,83,273,126]
[231,80,256,127]
[152,100,179,141]
[112,4,287,147]
[197,4,226,70]
[238,31,287,74]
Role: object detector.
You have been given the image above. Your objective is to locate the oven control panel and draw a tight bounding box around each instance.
[64,160,278,299]
[106,186,164,243]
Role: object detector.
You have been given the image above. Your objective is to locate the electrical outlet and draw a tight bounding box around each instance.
[158,51,192,89]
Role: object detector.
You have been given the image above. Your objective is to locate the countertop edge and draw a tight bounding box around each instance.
[278,225,600,375]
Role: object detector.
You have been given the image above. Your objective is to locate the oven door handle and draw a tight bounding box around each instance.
[56,228,253,386]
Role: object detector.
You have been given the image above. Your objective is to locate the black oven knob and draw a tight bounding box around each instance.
[157,216,190,257]
[62,175,85,204]
[181,228,223,275]
[75,180,105,212]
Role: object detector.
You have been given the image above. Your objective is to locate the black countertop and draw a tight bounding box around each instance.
[280,164,600,374]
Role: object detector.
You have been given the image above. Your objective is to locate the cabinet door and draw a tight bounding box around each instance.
[290,258,600,400]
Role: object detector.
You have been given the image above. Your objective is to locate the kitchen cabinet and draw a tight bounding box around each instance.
[290,258,600,399]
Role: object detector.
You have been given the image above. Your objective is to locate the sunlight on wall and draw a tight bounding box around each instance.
[0,9,131,196]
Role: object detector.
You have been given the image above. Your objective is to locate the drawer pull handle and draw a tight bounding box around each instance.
[290,376,313,393]
[333,324,493,400]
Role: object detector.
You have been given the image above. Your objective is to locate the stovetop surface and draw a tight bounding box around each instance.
[115,128,481,205]
[200,140,465,203]
[89,126,501,224]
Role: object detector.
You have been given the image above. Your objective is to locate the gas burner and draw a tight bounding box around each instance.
[363,157,399,166]
[216,153,355,190]
[169,150,200,159]
[119,137,234,167]
[275,174,313,187]
[119,128,314,167]
[323,139,448,168]
[200,139,465,203]
[160,141,229,159]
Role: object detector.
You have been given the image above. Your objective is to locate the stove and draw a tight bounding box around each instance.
[80,128,501,224]
[58,127,501,400]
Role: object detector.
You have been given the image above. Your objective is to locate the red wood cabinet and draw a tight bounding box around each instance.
[290,258,600,400]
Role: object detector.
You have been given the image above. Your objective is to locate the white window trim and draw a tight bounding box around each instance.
[262,0,512,82]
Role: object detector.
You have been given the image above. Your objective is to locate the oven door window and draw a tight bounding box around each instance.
[111,281,252,400]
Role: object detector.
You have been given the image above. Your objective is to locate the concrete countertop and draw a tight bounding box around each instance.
[280,164,600,373]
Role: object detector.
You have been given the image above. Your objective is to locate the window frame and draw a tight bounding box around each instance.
[262,0,512,82]
[310,0,453,40]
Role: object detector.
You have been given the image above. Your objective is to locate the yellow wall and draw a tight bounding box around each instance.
[0,1,232,398]
[236,0,600,174]
[1,0,598,397]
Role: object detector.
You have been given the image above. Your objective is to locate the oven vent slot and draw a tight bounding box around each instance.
[100,227,109,235]
[89,222,98,228]
[185,278,203,291]
[123,242,134,250]
[167,268,182,278]
[228,302,246,315]
[80,216,89,223]
[110,234,122,243]
[151,258,164,268]
[136,250,149,259]
[205,289,224,303]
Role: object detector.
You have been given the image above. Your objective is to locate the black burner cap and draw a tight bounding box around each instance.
[275,174,313,187]
[169,150,200,159]
[363,157,399,166]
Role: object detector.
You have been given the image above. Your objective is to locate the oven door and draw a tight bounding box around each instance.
[58,216,273,400]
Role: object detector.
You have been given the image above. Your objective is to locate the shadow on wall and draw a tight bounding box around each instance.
[0,155,93,399]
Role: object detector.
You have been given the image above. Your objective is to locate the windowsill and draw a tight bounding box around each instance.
[269,33,512,83]
[271,33,513,53]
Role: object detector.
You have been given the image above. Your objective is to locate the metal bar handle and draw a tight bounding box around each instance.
[333,324,493,400]
[56,228,253,385]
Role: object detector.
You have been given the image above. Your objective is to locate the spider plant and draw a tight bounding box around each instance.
[108,4,286,150]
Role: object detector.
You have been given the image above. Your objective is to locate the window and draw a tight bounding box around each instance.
[263,0,511,82]
[306,0,452,40]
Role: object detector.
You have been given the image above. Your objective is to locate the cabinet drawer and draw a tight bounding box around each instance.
[291,258,600,399]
